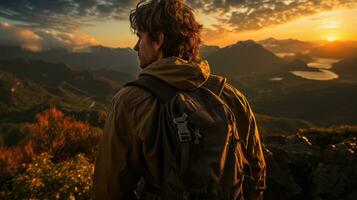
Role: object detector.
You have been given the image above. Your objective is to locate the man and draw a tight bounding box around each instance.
[93,0,266,199]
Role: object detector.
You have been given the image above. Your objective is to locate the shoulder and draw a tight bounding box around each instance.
[112,85,154,111]
[111,84,159,141]
[221,81,258,136]
[221,81,251,114]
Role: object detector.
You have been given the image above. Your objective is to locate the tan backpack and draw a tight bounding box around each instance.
[125,74,245,200]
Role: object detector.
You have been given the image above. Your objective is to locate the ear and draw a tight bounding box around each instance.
[155,32,164,50]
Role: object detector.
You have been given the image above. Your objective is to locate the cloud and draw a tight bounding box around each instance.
[0,0,138,31]
[201,24,230,43]
[0,22,100,51]
[1,0,356,36]
[36,30,101,50]
[316,21,341,30]
[0,22,43,51]
[186,0,357,32]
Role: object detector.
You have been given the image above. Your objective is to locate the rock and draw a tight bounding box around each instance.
[263,146,304,200]
[310,162,357,200]
[264,135,319,199]
[309,137,357,200]
[264,132,357,200]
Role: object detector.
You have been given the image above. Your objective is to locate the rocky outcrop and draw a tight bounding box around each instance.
[264,127,357,200]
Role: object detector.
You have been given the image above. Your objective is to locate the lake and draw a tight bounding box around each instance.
[291,69,339,80]
[291,56,339,80]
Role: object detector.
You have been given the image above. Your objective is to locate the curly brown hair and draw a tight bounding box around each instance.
[129,0,203,62]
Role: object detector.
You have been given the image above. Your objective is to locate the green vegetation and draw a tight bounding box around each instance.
[0,107,356,198]
[2,153,93,200]
[256,114,314,136]
[0,59,116,146]
[0,42,356,199]
[0,108,100,199]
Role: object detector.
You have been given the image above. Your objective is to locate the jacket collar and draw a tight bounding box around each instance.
[139,57,211,90]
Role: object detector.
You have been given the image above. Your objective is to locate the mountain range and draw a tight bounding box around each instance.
[1,38,357,145]
[0,45,140,76]
[258,37,316,53]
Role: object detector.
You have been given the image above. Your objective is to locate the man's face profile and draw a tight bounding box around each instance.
[134,31,163,69]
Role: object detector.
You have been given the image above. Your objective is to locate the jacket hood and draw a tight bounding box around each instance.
[139,57,211,90]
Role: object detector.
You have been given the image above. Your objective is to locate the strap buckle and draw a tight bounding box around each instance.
[173,113,192,143]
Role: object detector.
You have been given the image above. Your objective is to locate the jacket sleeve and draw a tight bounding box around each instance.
[242,105,267,200]
[92,88,151,200]
[223,84,266,199]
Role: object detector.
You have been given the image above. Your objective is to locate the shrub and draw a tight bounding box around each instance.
[27,107,100,162]
[0,107,101,175]
[0,141,34,174]
[2,153,94,199]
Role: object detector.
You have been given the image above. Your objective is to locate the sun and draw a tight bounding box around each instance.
[326,35,336,42]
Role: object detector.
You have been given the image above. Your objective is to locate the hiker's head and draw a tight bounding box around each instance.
[130,0,203,68]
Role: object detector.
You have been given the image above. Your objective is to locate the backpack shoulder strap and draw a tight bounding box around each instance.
[202,74,227,97]
[124,74,227,101]
[124,74,177,103]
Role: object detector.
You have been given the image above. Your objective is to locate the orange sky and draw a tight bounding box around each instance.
[77,7,357,48]
[0,1,356,51]
[203,7,357,47]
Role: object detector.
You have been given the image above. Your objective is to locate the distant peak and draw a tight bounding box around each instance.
[88,45,134,53]
[265,37,278,42]
[222,40,265,51]
[236,39,256,44]
[90,45,111,51]
[233,40,259,47]
[258,37,278,43]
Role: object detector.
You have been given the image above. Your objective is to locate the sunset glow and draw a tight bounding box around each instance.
[1,2,357,199]
[0,1,356,49]
[326,36,336,42]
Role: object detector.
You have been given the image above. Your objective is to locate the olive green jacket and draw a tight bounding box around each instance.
[92,57,266,199]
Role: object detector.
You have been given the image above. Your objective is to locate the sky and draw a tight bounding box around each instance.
[0,0,356,51]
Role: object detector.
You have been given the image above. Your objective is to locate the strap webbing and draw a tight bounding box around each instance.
[124,74,177,103]
[125,74,227,102]
[202,74,227,97]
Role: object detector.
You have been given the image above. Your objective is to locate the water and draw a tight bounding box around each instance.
[275,53,295,58]
[288,56,339,81]
[307,57,339,69]
[291,69,339,80]
[270,77,283,81]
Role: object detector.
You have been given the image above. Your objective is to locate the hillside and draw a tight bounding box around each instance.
[258,37,316,53]
[309,41,357,59]
[200,44,220,57]
[0,45,140,76]
[332,54,357,81]
[1,41,357,143]
[206,40,282,78]
[1,109,356,200]
[0,69,51,113]
[256,114,314,136]
[0,59,76,87]
[253,81,357,126]
[0,59,132,130]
